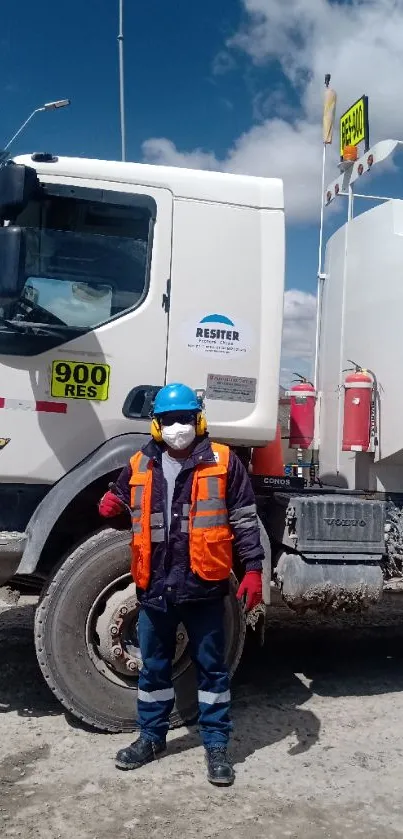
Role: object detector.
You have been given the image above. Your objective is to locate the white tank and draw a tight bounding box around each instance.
[319,199,403,492]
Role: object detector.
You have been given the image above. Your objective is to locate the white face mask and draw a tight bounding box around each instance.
[161,422,196,451]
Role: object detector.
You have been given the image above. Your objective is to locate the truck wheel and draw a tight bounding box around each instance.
[34,528,246,733]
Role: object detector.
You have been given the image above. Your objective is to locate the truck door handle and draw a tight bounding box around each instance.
[122,385,162,419]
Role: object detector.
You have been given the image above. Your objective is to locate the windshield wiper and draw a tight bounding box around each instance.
[1,320,87,338]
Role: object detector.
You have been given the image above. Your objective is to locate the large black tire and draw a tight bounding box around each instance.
[34,528,246,733]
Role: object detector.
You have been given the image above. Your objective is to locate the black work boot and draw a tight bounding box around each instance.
[205,746,235,786]
[115,735,166,770]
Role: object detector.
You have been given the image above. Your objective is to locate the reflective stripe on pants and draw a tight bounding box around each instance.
[136,608,177,744]
[136,600,231,747]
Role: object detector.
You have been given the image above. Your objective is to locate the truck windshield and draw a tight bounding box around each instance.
[1,192,153,333]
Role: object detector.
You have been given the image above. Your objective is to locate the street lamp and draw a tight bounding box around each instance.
[3,99,71,152]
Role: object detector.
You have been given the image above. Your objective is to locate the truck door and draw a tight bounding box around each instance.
[0,180,172,482]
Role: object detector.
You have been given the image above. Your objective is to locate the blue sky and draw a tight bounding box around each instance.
[1,0,402,383]
[1,2,258,161]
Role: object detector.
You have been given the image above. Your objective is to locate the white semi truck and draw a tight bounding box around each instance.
[0,145,394,731]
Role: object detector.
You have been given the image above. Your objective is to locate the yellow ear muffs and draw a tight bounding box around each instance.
[151,417,163,442]
[196,412,208,436]
[152,413,206,441]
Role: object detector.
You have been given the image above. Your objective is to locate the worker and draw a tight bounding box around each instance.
[98,383,264,786]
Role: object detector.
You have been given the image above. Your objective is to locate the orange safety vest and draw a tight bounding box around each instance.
[129,443,233,589]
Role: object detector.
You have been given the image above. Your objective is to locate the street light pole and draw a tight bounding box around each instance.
[3,99,71,152]
[118,0,126,162]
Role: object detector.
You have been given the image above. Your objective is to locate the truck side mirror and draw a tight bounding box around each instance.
[0,163,40,220]
[0,227,26,300]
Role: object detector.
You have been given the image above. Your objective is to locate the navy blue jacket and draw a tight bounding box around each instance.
[112,435,264,610]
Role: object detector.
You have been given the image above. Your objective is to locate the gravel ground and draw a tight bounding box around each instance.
[2,593,403,838]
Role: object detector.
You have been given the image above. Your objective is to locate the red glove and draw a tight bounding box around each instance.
[98,491,124,518]
[237,571,263,611]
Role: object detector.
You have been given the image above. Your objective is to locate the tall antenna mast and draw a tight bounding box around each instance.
[118,0,126,161]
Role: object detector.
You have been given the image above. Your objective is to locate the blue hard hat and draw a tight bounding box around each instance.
[153,383,201,415]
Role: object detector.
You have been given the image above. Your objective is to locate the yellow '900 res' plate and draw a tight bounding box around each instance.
[51,360,110,401]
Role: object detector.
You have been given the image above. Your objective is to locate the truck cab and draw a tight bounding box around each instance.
[0,153,284,731]
[0,154,284,580]
[0,148,388,733]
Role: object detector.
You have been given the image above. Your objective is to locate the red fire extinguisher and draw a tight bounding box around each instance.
[342,366,374,452]
[288,376,316,449]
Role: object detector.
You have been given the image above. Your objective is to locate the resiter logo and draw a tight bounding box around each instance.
[196,314,239,342]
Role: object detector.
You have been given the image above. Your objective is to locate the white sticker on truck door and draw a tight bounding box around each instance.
[185,313,253,358]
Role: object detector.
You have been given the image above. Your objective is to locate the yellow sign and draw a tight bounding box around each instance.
[51,360,110,401]
[339,95,368,157]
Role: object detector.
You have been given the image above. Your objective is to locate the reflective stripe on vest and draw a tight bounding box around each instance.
[128,443,233,590]
[129,452,153,589]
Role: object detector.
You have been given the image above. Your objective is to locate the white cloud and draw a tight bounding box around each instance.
[142,138,219,171]
[280,289,316,386]
[142,0,403,221]
[252,87,296,122]
[231,0,403,132]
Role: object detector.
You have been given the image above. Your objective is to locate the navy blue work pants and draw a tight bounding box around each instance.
[136,599,231,748]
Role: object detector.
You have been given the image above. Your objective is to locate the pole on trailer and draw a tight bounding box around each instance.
[313,75,337,392]
[313,142,327,391]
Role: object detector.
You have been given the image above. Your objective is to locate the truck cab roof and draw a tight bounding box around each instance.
[13,153,284,211]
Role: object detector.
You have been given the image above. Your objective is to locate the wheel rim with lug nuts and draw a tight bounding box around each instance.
[85,573,190,688]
